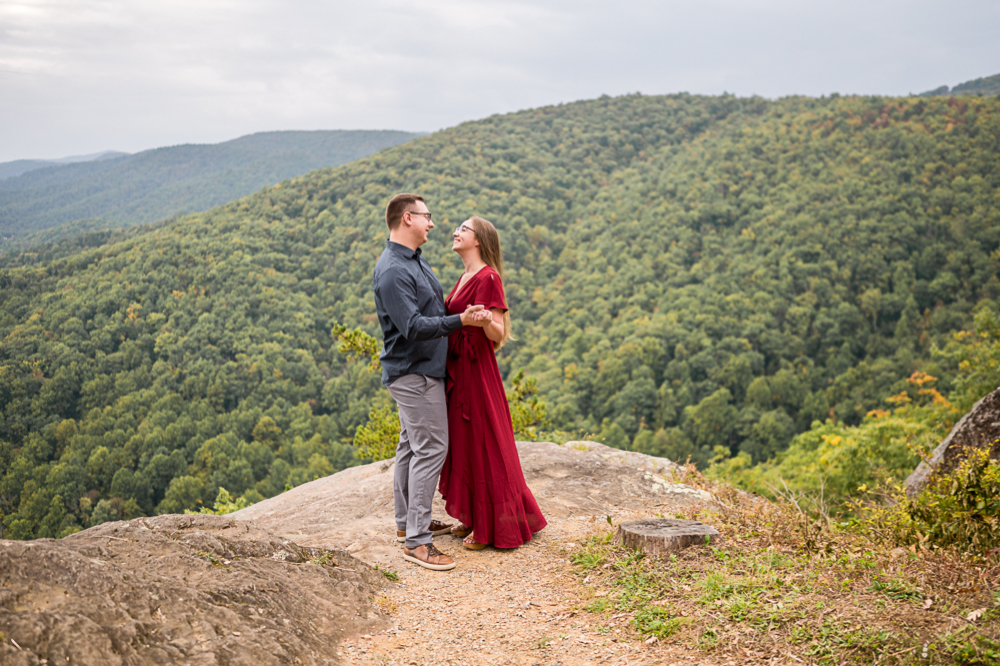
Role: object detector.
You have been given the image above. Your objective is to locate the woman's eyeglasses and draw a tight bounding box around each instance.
[454,223,475,235]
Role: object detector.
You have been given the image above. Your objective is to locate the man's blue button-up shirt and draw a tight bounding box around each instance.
[372,241,463,386]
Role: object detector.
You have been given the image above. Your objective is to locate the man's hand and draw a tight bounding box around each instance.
[460,304,487,327]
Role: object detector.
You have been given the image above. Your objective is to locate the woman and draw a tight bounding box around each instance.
[438,216,547,550]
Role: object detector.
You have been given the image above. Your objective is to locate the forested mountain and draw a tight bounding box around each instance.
[0,130,421,249]
[919,71,1000,97]
[1,92,998,539]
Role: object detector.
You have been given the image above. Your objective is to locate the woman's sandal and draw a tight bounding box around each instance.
[463,536,488,550]
[451,524,473,538]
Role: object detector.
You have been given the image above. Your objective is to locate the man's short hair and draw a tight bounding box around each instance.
[385,193,425,231]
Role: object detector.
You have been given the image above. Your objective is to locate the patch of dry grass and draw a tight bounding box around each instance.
[567,474,1000,665]
[372,593,397,616]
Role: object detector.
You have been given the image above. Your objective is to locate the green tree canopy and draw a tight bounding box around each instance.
[1,92,998,539]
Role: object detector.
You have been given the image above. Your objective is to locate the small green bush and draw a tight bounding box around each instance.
[855,440,1000,552]
[185,487,256,516]
[353,405,400,462]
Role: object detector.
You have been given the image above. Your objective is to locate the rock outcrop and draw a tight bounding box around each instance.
[0,441,714,664]
[0,514,388,666]
[905,384,1000,496]
[233,440,714,565]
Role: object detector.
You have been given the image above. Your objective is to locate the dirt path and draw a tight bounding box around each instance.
[232,441,727,665]
[338,516,715,666]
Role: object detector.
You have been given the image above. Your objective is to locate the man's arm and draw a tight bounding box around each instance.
[376,270,484,342]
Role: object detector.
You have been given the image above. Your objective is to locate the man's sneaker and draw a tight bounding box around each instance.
[396,520,454,542]
[401,543,456,571]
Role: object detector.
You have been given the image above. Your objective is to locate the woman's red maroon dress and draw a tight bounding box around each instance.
[438,266,547,548]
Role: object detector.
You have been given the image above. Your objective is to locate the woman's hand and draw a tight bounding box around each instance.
[481,307,505,343]
[460,304,489,327]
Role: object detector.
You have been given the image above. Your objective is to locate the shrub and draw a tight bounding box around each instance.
[185,487,258,516]
[854,440,1000,553]
[353,406,400,462]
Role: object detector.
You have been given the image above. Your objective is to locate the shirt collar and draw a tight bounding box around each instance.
[386,240,421,259]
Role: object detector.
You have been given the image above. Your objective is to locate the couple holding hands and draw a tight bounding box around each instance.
[372,193,547,571]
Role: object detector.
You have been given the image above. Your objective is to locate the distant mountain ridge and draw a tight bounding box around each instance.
[0,130,421,249]
[918,72,1000,97]
[0,151,127,181]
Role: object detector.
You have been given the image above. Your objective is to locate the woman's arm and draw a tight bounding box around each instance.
[482,307,505,344]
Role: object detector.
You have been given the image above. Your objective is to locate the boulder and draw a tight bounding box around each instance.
[905,385,1000,497]
[0,514,388,666]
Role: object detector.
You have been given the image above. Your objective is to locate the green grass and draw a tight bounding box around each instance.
[870,576,923,601]
[570,534,611,569]
[953,635,1000,665]
[633,606,684,639]
[584,598,608,613]
[375,566,399,582]
[196,551,222,567]
[310,551,337,566]
[793,620,895,664]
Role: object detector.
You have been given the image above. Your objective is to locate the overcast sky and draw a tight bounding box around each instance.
[1,0,997,162]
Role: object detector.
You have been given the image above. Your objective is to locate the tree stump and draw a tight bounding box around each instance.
[616,518,720,555]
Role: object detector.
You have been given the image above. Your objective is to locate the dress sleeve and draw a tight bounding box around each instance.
[473,269,508,312]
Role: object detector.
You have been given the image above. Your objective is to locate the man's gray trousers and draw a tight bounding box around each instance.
[386,374,448,548]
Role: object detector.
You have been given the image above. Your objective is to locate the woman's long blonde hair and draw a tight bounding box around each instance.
[469,216,515,351]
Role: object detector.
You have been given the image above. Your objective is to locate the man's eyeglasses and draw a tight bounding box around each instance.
[407,211,432,221]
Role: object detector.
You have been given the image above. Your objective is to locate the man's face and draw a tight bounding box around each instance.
[405,202,434,246]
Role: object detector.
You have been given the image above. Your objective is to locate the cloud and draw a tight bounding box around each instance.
[0,0,997,161]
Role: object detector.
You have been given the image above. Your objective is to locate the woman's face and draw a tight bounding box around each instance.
[451,220,479,254]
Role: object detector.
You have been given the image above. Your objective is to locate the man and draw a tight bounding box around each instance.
[372,193,489,571]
